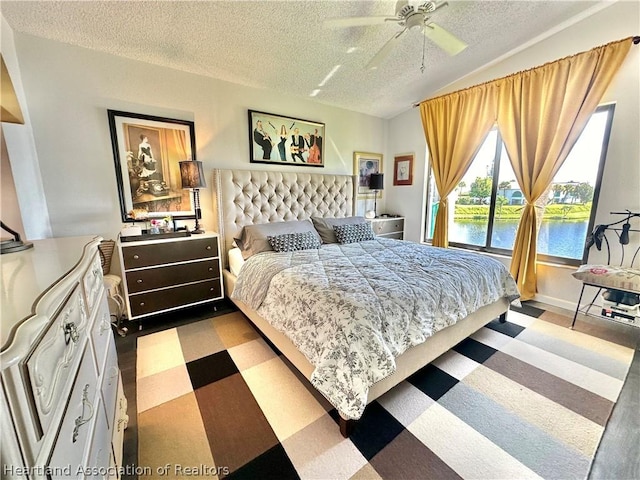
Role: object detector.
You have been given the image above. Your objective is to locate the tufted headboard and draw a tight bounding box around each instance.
[213,169,356,268]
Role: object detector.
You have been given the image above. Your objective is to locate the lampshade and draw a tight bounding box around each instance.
[369,173,384,191]
[179,160,206,189]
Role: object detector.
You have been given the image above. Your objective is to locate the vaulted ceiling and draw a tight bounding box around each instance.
[2,0,605,118]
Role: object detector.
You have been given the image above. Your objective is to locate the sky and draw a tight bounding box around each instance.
[462,109,609,187]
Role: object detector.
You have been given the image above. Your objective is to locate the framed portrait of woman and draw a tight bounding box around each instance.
[108,110,197,222]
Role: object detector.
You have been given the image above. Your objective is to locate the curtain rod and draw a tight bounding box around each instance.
[413,35,640,108]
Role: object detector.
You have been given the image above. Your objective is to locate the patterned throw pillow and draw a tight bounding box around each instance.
[333,222,375,244]
[267,231,322,252]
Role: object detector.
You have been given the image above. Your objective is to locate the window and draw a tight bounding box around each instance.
[424,104,615,265]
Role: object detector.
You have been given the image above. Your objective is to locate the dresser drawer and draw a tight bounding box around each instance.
[82,253,104,317]
[27,284,90,436]
[90,294,112,376]
[46,344,98,479]
[379,232,404,240]
[373,219,404,235]
[111,375,128,472]
[100,335,119,430]
[121,237,218,269]
[125,259,220,293]
[83,396,111,480]
[129,279,221,317]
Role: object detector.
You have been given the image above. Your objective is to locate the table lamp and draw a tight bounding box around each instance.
[179,160,206,234]
[366,173,384,219]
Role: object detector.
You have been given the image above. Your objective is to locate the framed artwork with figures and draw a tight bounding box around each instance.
[108,110,197,222]
[393,153,414,186]
[248,110,325,167]
[354,151,383,198]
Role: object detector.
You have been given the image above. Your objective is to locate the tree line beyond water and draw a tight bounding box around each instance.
[454,203,592,221]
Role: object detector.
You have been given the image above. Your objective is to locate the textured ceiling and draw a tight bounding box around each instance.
[2,0,604,119]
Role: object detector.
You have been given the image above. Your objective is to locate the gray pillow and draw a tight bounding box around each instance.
[333,222,375,244]
[311,216,366,244]
[267,231,322,252]
[234,220,321,259]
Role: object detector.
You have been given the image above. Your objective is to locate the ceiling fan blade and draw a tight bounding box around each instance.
[423,22,468,55]
[366,29,407,70]
[324,16,397,28]
[395,0,409,15]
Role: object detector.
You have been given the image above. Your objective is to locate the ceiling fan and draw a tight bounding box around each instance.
[324,0,468,70]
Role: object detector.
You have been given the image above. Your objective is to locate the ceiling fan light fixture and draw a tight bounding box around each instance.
[332,0,464,70]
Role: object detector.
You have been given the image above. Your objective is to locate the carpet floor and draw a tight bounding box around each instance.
[136,305,635,479]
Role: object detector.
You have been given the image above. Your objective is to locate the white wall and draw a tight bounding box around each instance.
[6,30,386,240]
[1,16,52,240]
[387,0,640,309]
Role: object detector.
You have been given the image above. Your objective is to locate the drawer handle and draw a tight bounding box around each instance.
[137,279,143,283]
[72,384,94,443]
[133,254,140,259]
[208,267,213,271]
[139,302,145,307]
[64,322,79,345]
[206,245,212,250]
[100,315,111,334]
[117,414,129,432]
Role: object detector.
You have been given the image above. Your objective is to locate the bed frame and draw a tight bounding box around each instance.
[213,168,509,436]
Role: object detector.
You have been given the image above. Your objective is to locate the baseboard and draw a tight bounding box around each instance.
[533,293,576,313]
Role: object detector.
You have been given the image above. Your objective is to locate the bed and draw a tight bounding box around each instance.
[213,168,520,436]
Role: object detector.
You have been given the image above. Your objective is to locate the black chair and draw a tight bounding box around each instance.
[571,211,640,328]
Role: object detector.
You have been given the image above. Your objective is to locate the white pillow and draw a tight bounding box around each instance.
[572,264,640,293]
[228,247,245,277]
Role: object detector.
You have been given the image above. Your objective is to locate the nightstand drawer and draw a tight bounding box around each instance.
[379,232,404,240]
[129,279,222,317]
[373,218,404,235]
[125,259,220,293]
[122,237,218,269]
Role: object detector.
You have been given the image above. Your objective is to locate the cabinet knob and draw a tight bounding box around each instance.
[208,267,213,271]
[133,254,140,259]
[137,279,143,283]
[139,302,145,307]
[210,288,214,291]
[206,245,212,250]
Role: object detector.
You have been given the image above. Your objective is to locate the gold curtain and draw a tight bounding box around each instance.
[420,85,497,247]
[496,37,633,299]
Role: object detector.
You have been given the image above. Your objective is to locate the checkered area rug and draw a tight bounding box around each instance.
[136,305,635,480]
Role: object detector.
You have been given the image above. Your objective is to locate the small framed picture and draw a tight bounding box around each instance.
[393,154,414,186]
[248,110,325,167]
[107,110,197,222]
[354,151,383,198]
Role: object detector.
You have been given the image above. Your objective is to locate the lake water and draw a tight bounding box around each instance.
[450,219,588,259]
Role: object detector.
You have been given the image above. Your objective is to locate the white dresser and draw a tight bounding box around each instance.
[1,236,128,480]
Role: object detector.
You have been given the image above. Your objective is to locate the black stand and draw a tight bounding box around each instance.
[373,190,380,218]
[191,189,204,234]
[1,221,33,254]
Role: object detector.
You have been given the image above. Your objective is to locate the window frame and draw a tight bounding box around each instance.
[424,103,616,267]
